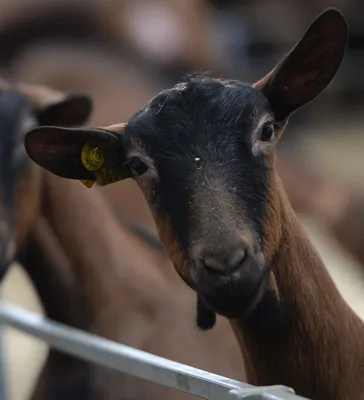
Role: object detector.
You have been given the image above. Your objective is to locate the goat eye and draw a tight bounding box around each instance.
[260,123,276,142]
[127,157,148,177]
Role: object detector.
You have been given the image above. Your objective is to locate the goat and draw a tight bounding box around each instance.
[25,8,364,399]
[0,80,97,399]
[0,79,92,280]
[18,37,364,275]
[0,80,245,399]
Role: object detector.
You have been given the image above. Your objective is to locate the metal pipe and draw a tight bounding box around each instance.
[0,302,309,400]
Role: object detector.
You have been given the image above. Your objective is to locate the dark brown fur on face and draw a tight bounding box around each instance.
[23,8,364,399]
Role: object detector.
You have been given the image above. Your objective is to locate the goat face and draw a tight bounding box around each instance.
[124,77,273,318]
[24,8,348,320]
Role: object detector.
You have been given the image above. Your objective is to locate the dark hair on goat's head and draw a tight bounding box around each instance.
[24,8,348,326]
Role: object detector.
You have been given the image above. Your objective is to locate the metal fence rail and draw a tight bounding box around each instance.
[0,301,309,400]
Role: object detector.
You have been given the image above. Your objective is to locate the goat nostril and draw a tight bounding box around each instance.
[203,256,227,273]
[228,248,247,270]
[200,247,247,274]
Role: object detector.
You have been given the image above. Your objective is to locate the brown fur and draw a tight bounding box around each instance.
[153,214,192,280]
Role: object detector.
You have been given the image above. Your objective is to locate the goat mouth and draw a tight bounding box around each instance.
[193,264,270,320]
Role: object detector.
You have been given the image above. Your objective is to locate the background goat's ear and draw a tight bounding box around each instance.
[36,94,93,127]
[196,295,216,330]
[24,126,128,181]
[16,83,93,127]
[254,8,348,121]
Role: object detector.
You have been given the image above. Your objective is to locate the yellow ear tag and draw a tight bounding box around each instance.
[80,179,95,188]
[81,142,105,171]
[79,141,128,187]
[79,142,105,188]
[94,166,129,186]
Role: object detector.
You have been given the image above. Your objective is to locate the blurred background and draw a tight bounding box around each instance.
[1,0,364,399]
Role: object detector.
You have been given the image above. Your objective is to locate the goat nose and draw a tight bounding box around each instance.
[201,247,247,274]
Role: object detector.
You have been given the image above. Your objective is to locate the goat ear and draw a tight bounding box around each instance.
[16,83,92,126]
[36,94,93,127]
[196,295,216,330]
[24,124,131,188]
[254,8,348,121]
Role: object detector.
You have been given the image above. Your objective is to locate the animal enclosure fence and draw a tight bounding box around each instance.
[0,301,311,400]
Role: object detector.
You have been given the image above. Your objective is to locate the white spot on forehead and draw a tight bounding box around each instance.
[194,157,202,170]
